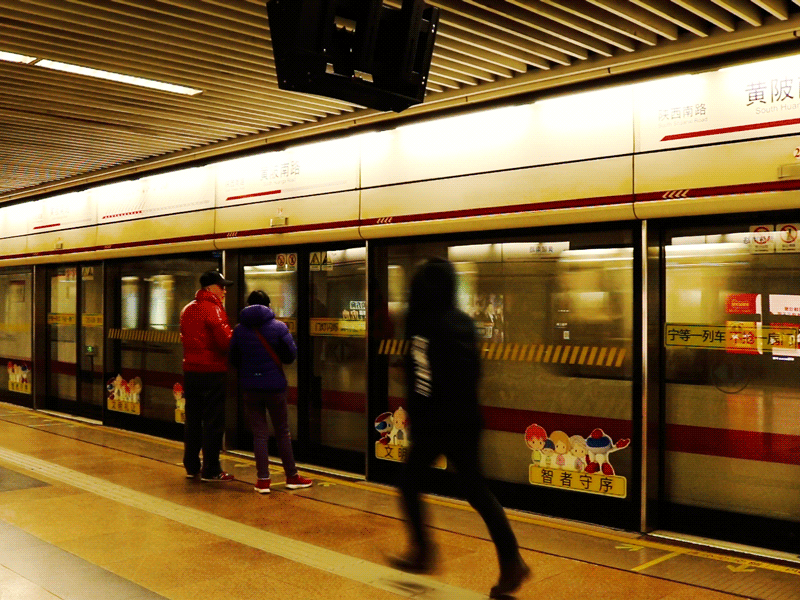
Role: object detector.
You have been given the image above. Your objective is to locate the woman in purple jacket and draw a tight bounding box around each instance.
[230,290,312,494]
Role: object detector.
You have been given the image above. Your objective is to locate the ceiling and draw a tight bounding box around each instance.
[2,0,800,204]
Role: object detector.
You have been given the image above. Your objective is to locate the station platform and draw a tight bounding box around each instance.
[0,401,798,600]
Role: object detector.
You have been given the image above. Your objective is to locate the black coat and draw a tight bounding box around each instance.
[404,259,483,436]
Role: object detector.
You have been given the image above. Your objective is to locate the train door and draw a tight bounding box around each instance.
[661,217,800,552]
[45,263,104,419]
[307,246,367,473]
[367,229,640,531]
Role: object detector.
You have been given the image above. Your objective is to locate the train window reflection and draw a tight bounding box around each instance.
[121,277,140,330]
[243,265,297,319]
[147,275,175,331]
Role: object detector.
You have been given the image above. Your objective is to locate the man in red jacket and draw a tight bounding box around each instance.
[180,270,234,481]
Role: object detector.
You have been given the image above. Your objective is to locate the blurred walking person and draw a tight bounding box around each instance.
[389,258,529,598]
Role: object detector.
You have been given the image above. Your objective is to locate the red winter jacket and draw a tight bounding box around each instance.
[180,289,233,373]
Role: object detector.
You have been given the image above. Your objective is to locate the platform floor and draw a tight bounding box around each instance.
[0,402,798,600]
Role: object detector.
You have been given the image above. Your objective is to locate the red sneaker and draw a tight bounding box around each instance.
[254,478,271,494]
[285,474,312,489]
[201,471,234,482]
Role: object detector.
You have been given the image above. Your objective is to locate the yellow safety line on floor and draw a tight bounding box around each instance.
[632,551,683,572]
[0,447,488,600]
[307,465,800,577]
[3,404,799,578]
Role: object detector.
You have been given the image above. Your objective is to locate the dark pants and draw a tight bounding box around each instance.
[243,389,297,480]
[399,423,520,568]
[183,371,227,478]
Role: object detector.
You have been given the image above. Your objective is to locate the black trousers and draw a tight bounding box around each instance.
[183,371,227,477]
[398,423,520,567]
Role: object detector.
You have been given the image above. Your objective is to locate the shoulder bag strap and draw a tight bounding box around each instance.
[251,328,285,377]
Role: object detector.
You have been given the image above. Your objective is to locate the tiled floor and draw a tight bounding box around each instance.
[0,402,798,600]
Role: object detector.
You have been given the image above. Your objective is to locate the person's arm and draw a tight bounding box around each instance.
[277,326,297,364]
[210,305,234,353]
[229,327,241,369]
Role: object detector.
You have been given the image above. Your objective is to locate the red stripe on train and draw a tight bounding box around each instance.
[636,178,800,203]
[41,367,800,466]
[667,424,800,466]
[389,397,633,441]
[49,360,78,376]
[661,117,800,142]
[366,194,633,226]
[226,189,281,201]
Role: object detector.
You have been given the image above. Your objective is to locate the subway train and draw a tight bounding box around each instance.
[2,51,800,553]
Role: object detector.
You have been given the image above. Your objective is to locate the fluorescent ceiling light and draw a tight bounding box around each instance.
[0,51,37,64]
[35,59,203,96]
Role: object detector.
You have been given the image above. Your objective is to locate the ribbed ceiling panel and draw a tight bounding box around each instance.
[1,0,800,201]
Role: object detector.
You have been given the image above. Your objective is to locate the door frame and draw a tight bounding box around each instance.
[42,261,104,420]
[229,242,368,475]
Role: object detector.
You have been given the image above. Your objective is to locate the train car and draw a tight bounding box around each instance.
[1,51,799,553]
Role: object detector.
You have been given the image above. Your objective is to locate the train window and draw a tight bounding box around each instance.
[0,268,32,396]
[664,224,800,524]
[111,256,219,423]
[380,231,634,488]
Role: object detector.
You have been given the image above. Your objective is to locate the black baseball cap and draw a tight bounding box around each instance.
[200,270,234,288]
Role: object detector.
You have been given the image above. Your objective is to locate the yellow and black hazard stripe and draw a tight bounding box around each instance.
[108,329,181,344]
[378,340,626,368]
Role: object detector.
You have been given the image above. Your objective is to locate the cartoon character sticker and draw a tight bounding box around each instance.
[584,428,630,475]
[174,383,185,423]
[375,411,394,445]
[7,361,31,394]
[389,406,409,447]
[524,424,630,497]
[374,406,446,469]
[107,375,142,414]
[524,424,547,463]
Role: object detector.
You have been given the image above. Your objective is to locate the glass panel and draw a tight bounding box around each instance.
[665,228,800,522]
[80,265,104,408]
[243,263,299,439]
[114,256,219,422]
[381,234,633,498]
[0,268,32,394]
[310,248,367,454]
[48,266,77,402]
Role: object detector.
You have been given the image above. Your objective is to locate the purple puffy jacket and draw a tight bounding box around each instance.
[230,304,296,391]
